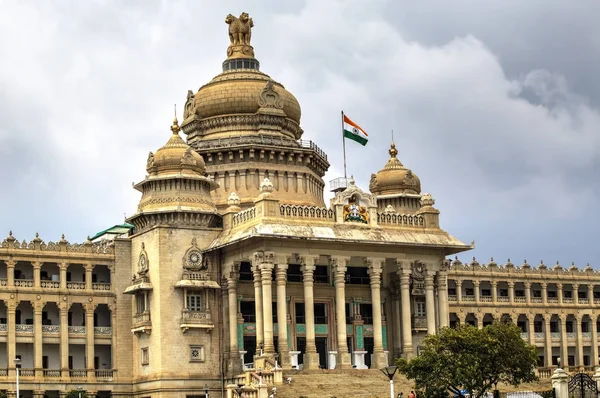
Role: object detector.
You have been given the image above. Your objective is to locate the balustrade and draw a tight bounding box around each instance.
[497,296,509,302]
[0,279,6,286]
[563,298,574,304]
[480,296,492,302]
[547,298,559,304]
[551,332,560,340]
[42,325,60,334]
[95,369,114,379]
[514,297,526,303]
[66,282,86,290]
[0,324,7,332]
[14,279,34,288]
[461,295,475,302]
[16,324,34,333]
[0,369,7,376]
[92,282,111,291]
[68,326,86,335]
[582,332,592,339]
[19,369,34,377]
[534,332,544,340]
[579,298,589,304]
[40,280,60,288]
[448,295,457,302]
[531,297,543,303]
[43,369,61,378]
[69,369,87,378]
[94,326,112,335]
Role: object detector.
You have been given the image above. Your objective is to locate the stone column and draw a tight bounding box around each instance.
[424,271,436,335]
[557,283,563,305]
[85,263,93,291]
[86,303,96,379]
[251,264,264,353]
[33,261,41,289]
[391,286,402,358]
[34,302,43,376]
[589,284,596,306]
[398,262,413,358]
[60,304,69,377]
[7,302,16,377]
[275,256,290,367]
[456,279,463,304]
[476,313,484,329]
[542,283,548,305]
[227,272,241,373]
[331,256,352,368]
[552,369,569,398]
[256,251,275,355]
[491,281,498,304]
[7,260,15,287]
[474,280,480,304]
[367,257,387,368]
[508,281,515,305]
[575,315,583,367]
[302,255,320,369]
[573,284,579,305]
[59,263,68,290]
[559,314,568,369]
[525,282,531,305]
[528,314,536,346]
[544,314,552,367]
[437,268,449,328]
[457,312,466,325]
[593,314,599,367]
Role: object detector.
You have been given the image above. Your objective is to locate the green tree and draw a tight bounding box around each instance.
[397,321,538,398]
[64,390,87,398]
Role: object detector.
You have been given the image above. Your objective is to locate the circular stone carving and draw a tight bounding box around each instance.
[63,297,67,301]
[88,297,93,302]
[36,295,41,300]
[187,250,203,267]
[10,294,15,299]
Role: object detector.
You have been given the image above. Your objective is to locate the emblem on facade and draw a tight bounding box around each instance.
[183,238,207,270]
[258,81,283,109]
[343,195,368,224]
[181,147,197,166]
[226,12,253,46]
[146,152,154,170]
[183,90,195,119]
[138,243,149,275]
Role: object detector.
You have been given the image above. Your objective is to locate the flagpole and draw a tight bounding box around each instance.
[341,110,347,180]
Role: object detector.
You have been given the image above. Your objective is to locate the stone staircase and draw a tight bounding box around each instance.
[272,369,416,398]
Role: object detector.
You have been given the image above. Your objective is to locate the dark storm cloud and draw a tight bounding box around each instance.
[0,0,597,266]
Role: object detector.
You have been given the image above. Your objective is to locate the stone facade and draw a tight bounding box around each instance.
[0,11,595,398]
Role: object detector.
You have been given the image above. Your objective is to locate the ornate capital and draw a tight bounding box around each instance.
[300,255,319,271]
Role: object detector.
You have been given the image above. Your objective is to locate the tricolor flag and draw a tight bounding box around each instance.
[343,114,368,146]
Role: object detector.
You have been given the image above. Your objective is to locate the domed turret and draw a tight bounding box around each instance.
[370,143,421,196]
[127,116,220,232]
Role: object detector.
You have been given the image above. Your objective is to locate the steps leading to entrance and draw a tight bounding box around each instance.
[273,369,415,398]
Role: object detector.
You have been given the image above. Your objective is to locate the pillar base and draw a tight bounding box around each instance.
[227,356,243,375]
[402,346,414,360]
[289,351,301,369]
[352,351,368,369]
[304,351,321,369]
[278,349,291,368]
[337,351,353,369]
[372,351,389,369]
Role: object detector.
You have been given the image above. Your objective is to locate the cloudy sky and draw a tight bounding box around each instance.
[0,0,598,266]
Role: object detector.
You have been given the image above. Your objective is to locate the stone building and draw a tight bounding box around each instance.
[0,11,596,398]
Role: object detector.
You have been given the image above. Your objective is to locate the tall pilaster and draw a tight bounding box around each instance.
[559,314,568,369]
[437,265,449,328]
[275,255,290,367]
[255,251,275,355]
[543,314,552,367]
[528,314,536,346]
[34,302,43,377]
[541,282,548,305]
[331,256,351,368]
[557,283,563,305]
[7,260,15,287]
[85,263,93,291]
[251,263,264,353]
[33,261,41,289]
[60,303,69,378]
[575,315,583,367]
[367,257,387,368]
[301,255,320,369]
[7,301,16,378]
[525,282,531,305]
[85,303,96,379]
[456,279,463,304]
[508,281,515,305]
[397,261,413,358]
[59,263,68,290]
[573,284,579,305]
[592,313,599,367]
[424,270,436,335]
[474,280,480,304]
[227,269,242,373]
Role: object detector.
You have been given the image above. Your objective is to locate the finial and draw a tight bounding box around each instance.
[9,231,12,237]
[389,142,398,158]
[171,108,180,135]
[391,130,394,144]
[61,233,65,239]
[35,232,39,238]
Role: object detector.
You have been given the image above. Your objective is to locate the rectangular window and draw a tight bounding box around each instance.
[534,321,543,333]
[550,322,559,333]
[287,264,303,283]
[533,290,541,298]
[564,291,573,298]
[141,347,149,365]
[136,295,145,314]
[239,262,253,281]
[190,345,205,362]
[481,289,491,296]
[465,288,474,296]
[415,297,426,317]
[187,294,203,311]
[515,290,525,297]
[315,265,329,284]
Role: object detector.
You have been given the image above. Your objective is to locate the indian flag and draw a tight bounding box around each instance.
[343,114,368,146]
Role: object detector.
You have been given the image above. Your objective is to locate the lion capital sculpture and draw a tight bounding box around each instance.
[225,12,254,46]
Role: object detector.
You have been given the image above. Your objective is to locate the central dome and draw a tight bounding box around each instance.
[193,69,301,124]
[370,143,421,195]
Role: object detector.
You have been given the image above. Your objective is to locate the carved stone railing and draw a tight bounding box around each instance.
[0,279,7,286]
[497,296,509,302]
[582,332,592,339]
[377,213,425,227]
[567,332,576,339]
[14,279,34,288]
[42,325,60,334]
[448,295,457,302]
[43,369,61,378]
[515,297,526,303]
[19,369,35,377]
[412,316,427,330]
[94,327,112,336]
[92,282,111,291]
[537,367,555,379]
[579,298,589,304]
[66,282,86,290]
[95,369,114,379]
[1,235,114,254]
[133,311,151,326]
[180,310,213,330]
[563,298,575,304]
[279,204,334,221]
[0,369,8,376]
[16,324,34,333]
[182,271,209,281]
[0,324,7,332]
[41,280,59,289]
[480,296,492,302]
[69,369,87,378]
[68,326,86,335]
[531,297,543,303]
[232,207,256,227]
[551,332,560,340]
[547,298,559,304]
[520,332,527,340]
[534,332,544,340]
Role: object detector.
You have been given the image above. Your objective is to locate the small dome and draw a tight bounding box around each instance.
[370,143,421,195]
[147,118,206,176]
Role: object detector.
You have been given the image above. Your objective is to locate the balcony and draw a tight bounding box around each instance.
[515,297,526,303]
[66,281,86,290]
[180,310,214,332]
[0,324,7,332]
[43,369,61,378]
[94,326,112,336]
[547,298,559,304]
[551,332,560,340]
[461,295,475,302]
[69,369,87,378]
[42,325,60,334]
[448,295,457,302]
[412,315,427,331]
[132,311,152,335]
[40,280,60,289]
[579,298,589,305]
[480,296,492,302]
[14,279,34,288]
[531,297,543,304]
[0,279,7,287]
[563,298,574,304]
[19,369,35,377]
[68,326,86,335]
[497,296,509,303]
[95,369,115,381]
[92,282,111,291]
[16,324,34,333]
